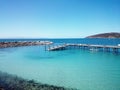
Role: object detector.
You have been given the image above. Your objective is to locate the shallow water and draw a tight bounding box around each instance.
[0,45,120,90]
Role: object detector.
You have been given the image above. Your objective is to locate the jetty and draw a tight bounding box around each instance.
[0,41,53,48]
[48,43,120,53]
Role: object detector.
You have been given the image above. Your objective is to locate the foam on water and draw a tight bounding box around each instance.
[0,45,120,90]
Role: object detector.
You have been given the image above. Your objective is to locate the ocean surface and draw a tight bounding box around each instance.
[0,38,120,90]
[0,38,120,45]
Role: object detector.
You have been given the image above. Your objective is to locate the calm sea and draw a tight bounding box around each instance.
[0,38,120,45]
[0,38,120,90]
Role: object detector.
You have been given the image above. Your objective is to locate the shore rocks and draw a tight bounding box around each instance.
[0,71,77,90]
[0,41,53,48]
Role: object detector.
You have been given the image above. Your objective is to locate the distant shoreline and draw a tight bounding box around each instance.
[86,32,120,38]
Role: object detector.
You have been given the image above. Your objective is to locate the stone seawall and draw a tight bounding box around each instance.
[0,41,53,48]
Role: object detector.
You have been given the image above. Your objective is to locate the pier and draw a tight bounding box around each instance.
[47,43,120,53]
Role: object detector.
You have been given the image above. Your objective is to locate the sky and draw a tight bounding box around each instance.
[0,0,120,38]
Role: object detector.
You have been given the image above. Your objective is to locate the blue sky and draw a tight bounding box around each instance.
[0,0,120,38]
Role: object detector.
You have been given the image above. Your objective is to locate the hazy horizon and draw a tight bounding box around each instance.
[0,0,120,38]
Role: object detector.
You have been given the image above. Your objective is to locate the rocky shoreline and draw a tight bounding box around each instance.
[0,71,76,90]
[0,41,53,48]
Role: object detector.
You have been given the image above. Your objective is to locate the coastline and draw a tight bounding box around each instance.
[0,41,76,90]
[0,71,76,90]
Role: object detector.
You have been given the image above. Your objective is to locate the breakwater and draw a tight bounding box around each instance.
[0,41,53,48]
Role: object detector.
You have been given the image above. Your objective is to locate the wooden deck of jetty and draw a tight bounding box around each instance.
[47,43,120,52]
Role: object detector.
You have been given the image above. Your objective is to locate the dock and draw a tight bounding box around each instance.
[47,43,120,53]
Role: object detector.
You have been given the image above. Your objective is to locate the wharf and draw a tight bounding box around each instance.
[47,43,120,52]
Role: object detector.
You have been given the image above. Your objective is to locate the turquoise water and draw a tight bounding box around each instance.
[0,45,120,90]
[0,38,120,45]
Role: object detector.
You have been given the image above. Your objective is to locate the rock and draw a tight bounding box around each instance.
[0,41,53,48]
[0,71,76,90]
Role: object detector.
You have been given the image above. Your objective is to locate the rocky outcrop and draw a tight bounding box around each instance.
[0,41,53,48]
[86,32,120,38]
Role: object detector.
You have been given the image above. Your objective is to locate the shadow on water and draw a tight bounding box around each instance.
[0,48,18,58]
[25,55,55,60]
[112,51,120,56]
[0,47,19,55]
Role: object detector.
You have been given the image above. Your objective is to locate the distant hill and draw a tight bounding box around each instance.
[86,32,120,38]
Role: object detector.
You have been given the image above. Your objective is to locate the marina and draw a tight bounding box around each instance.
[0,40,120,53]
[0,38,120,90]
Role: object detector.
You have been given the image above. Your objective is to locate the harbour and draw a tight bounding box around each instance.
[0,38,120,90]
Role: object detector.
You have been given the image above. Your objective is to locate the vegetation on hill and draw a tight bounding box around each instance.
[86,32,120,38]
